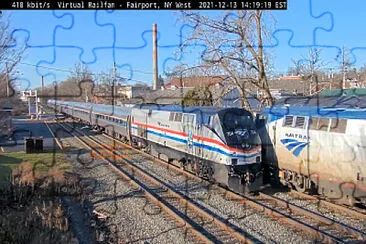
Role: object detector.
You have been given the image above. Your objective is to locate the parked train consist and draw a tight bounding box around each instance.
[48,100,263,193]
[260,96,366,204]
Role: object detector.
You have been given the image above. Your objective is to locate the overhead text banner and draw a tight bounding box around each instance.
[3,0,287,10]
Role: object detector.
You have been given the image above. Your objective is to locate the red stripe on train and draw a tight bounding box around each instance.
[132,121,261,154]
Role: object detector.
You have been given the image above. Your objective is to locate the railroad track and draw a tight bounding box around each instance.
[93,127,366,243]
[286,189,366,219]
[250,193,365,242]
[51,119,366,243]
[54,120,256,244]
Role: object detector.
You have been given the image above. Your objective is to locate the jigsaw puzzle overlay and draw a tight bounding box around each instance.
[2,0,366,242]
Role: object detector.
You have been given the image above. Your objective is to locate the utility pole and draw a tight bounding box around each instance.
[329,68,334,89]
[41,76,44,94]
[309,66,314,96]
[35,90,39,119]
[6,62,9,97]
[342,46,346,90]
[113,62,117,106]
[152,23,158,90]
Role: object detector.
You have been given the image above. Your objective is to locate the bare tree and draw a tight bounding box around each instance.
[292,48,328,95]
[44,62,95,102]
[179,10,274,112]
[182,85,213,106]
[287,58,306,76]
[0,13,26,99]
[336,47,355,89]
[69,62,93,83]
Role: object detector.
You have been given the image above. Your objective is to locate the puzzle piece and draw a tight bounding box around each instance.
[2,2,366,239]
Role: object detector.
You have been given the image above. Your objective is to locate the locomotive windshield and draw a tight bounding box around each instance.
[221,112,260,149]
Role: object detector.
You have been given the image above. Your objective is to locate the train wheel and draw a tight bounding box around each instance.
[179,160,185,170]
[186,160,194,173]
[293,175,308,193]
[193,161,200,176]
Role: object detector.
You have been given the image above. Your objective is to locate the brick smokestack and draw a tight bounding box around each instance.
[152,23,158,90]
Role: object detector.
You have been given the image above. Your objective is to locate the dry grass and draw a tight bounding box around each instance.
[0,151,72,189]
[0,159,81,243]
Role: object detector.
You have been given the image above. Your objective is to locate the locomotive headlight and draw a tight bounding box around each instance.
[241,143,251,149]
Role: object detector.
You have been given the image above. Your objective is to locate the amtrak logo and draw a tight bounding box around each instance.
[280,138,309,157]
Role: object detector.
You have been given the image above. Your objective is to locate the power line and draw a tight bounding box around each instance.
[6,58,153,75]
[4,58,152,84]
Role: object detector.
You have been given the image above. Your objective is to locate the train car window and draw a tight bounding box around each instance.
[294,116,305,128]
[175,113,182,122]
[309,117,318,130]
[183,114,194,124]
[317,118,329,131]
[283,116,294,127]
[330,119,347,133]
[169,112,175,121]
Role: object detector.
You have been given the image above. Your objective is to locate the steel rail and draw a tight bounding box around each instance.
[101,132,364,243]
[58,121,254,244]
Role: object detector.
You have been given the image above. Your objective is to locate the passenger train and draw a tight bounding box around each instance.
[48,95,366,205]
[260,96,366,204]
[48,100,263,193]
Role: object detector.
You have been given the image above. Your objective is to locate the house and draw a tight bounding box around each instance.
[0,103,13,138]
[164,76,228,89]
[116,85,151,99]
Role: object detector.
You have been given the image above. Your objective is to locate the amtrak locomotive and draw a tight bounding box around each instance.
[48,100,263,193]
[260,96,366,204]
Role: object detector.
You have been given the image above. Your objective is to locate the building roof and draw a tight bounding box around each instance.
[133,104,253,125]
[278,75,303,81]
[165,75,228,89]
[218,87,261,112]
[319,88,366,97]
[274,95,366,108]
[263,95,366,120]
[267,79,308,93]
[130,88,193,104]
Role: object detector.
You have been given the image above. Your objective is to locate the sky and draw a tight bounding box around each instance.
[6,0,366,90]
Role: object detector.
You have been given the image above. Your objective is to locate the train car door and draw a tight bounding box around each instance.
[183,113,195,155]
[127,115,132,142]
[145,109,151,141]
[89,107,93,125]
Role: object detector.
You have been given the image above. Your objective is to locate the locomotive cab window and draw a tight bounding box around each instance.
[294,116,306,129]
[174,112,182,122]
[309,117,318,130]
[330,118,347,133]
[183,114,194,125]
[283,116,294,127]
[169,112,175,121]
[317,118,329,131]
[310,117,329,131]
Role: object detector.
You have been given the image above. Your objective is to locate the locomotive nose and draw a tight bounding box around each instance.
[241,142,251,149]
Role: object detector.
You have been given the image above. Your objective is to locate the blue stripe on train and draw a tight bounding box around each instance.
[132,126,260,159]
